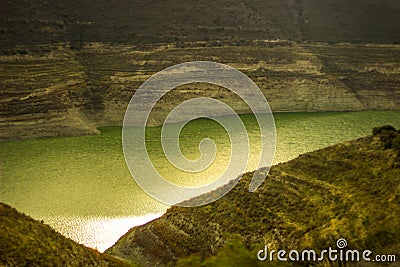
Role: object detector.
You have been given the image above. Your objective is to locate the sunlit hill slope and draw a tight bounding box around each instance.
[107,126,400,266]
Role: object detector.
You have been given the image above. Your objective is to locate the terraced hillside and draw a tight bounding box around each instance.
[1,42,399,139]
[107,126,400,266]
[0,46,98,139]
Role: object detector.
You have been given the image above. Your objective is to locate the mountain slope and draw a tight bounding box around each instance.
[107,126,400,266]
[1,0,400,47]
[0,203,133,266]
[300,0,400,43]
[1,42,400,139]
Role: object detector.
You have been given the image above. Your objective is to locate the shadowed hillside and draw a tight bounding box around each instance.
[0,203,134,266]
[1,0,400,47]
[107,126,400,266]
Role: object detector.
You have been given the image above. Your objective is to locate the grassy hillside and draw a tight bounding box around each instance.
[107,126,400,266]
[1,0,400,47]
[0,203,134,266]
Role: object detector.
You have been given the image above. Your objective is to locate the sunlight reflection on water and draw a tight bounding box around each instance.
[44,213,165,252]
[2,111,400,252]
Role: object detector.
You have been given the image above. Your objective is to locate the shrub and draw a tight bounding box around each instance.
[372,125,397,136]
[372,125,398,149]
[176,235,284,267]
[392,135,400,156]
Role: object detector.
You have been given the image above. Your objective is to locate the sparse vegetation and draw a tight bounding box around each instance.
[1,0,400,47]
[1,1,400,266]
[0,203,134,266]
[393,136,400,156]
[176,235,267,267]
[109,127,400,266]
[373,125,400,153]
[372,125,397,136]
[1,42,400,139]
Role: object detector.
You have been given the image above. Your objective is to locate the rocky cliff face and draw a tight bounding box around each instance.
[106,128,400,266]
[1,42,399,139]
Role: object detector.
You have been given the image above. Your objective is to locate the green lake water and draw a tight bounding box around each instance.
[1,111,400,251]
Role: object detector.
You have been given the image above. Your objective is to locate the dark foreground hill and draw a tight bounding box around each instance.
[107,126,400,266]
[0,203,133,266]
[1,0,400,47]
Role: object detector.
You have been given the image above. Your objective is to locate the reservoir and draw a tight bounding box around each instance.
[1,110,400,252]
